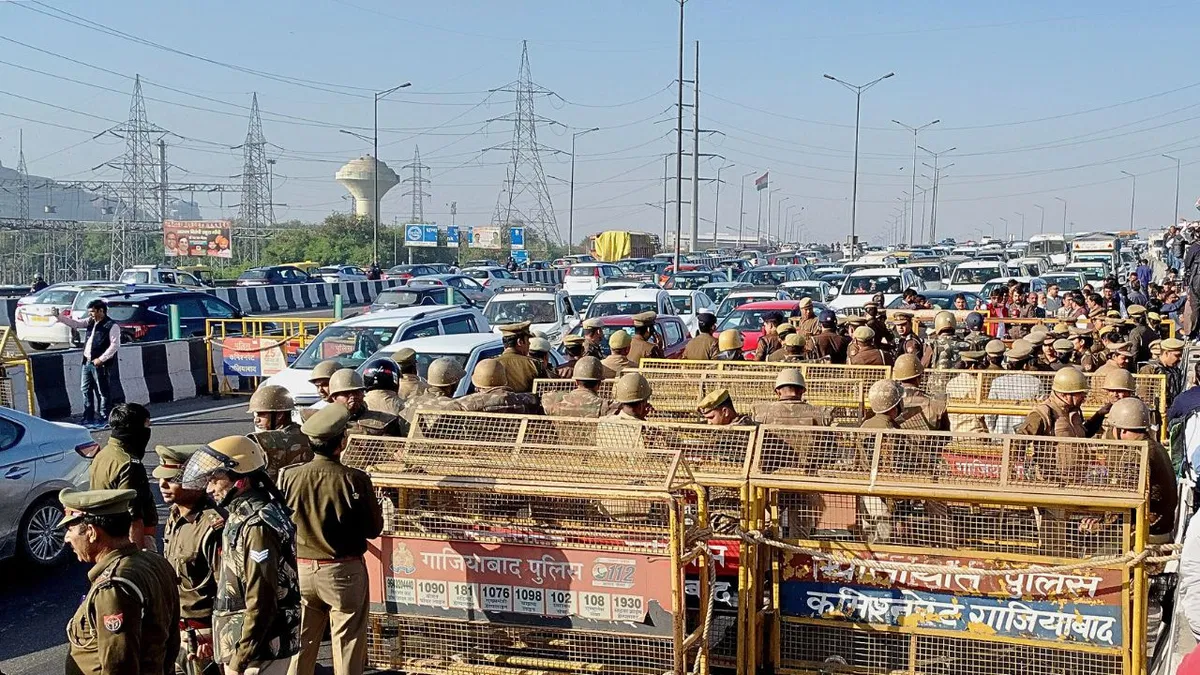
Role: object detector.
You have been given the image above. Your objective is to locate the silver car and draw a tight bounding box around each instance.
[0,408,94,566]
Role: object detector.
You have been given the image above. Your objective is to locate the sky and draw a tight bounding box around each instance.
[0,0,1198,248]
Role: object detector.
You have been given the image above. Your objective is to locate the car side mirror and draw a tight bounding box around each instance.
[829,288,839,297]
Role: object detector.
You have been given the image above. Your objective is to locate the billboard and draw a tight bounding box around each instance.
[404,224,439,248]
[509,226,525,250]
[164,220,232,258]
[470,226,503,249]
[447,226,460,245]
[219,337,288,377]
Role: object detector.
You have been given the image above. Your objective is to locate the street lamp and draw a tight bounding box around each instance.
[1033,204,1045,234]
[1120,170,1137,231]
[738,170,756,249]
[1163,154,1181,226]
[568,127,599,255]
[1054,197,1067,236]
[713,162,735,247]
[999,216,1009,241]
[825,71,895,258]
[893,118,939,244]
[784,204,795,244]
[341,81,411,263]
[1015,212,1025,240]
[775,196,791,245]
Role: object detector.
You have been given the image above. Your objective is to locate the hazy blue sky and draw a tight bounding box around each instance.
[1,0,1197,247]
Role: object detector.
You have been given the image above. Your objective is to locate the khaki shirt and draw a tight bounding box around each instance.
[601,353,635,375]
[163,503,223,622]
[364,389,406,417]
[67,544,180,675]
[809,331,849,364]
[89,438,158,530]
[755,333,782,362]
[681,333,719,361]
[398,374,429,400]
[627,334,664,366]
[279,454,384,560]
[849,346,893,367]
[249,425,313,480]
[542,387,605,417]
[496,349,540,393]
[401,390,464,424]
[795,316,821,337]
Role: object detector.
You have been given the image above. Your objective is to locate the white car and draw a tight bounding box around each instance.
[460,266,524,290]
[780,280,835,304]
[118,264,207,287]
[900,262,946,290]
[1064,261,1109,284]
[666,289,716,335]
[260,305,489,405]
[315,265,369,283]
[829,268,924,312]
[1039,272,1087,292]
[15,282,172,350]
[483,286,580,343]
[562,262,626,295]
[359,333,560,397]
[584,288,676,320]
[947,261,1008,294]
[714,287,791,319]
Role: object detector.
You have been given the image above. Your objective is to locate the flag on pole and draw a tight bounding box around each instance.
[755,172,769,191]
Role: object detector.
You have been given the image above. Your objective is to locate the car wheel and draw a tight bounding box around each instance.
[19,494,70,566]
[28,342,49,351]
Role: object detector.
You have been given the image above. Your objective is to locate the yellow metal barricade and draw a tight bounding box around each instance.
[0,328,35,413]
[744,426,1152,675]
[341,413,713,675]
[639,358,890,382]
[204,316,336,394]
[983,316,1177,340]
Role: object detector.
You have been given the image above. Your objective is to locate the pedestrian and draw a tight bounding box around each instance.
[91,402,158,550]
[808,310,849,363]
[751,369,831,426]
[30,273,47,293]
[556,335,586,377]
[848,326,892,366]
[181,436,302,675]
[247,384,313,481]
[1043,284,1063,316]
[53,298,124,429]
[155,444,224,675]
[1140,337,1186,407]
[366,261,381,281]
[280,404,384,675]
[529,337,556,375]
[61,488,181,675]
[1136,258,1153,289]
[580,318,608,359]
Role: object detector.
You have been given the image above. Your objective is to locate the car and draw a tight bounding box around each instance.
[463,259,502,268]
[615,258,652,274]
[236,265,314,286]
[0,406,96,566]
[1064,262,1109,284]
[424,263,457,275]
[460,265,524,290]
[665,271,719,290]
[359,333,565,397]
[658,264,705,287]
[367,285,477,313]
[812,264,844,277]
[714,286,792,320]
[118,264,207,288]
[946,261,1008,294]
[667,289,716,334]
[15,282,173,350]
[779,280,835,304]
[562,263,626,295]
[260,305,490,405]
[886,290,984,311]
[585,288,676,320]
[406,274,494,305]
[383,264,442,281]
[90,290,246,343]
[715,300,803,359]
[829,268,924,312]
[598,278,659,291]
[623,260,669,284]
[737,265,809,286]
[900,262,947,290]
[979,277,1048,300]
[520,260,552,271]
[697,281,752,306]
[565,313,690,359]
[1011,256,1050,277]
[483,286,580,342]
[565,290,596,318]
[1039,272,1087,292]
[315,265,369,283]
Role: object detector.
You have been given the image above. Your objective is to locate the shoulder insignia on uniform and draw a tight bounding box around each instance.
[103,613,123,632]
[250,549,269,563]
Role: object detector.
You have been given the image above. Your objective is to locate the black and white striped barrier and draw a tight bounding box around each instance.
[24,338,210,419]
[514,269,566,286]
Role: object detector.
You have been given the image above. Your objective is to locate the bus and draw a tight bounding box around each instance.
[1027,233,1070,266]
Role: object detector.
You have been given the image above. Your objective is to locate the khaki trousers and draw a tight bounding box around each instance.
[287,557,369,675]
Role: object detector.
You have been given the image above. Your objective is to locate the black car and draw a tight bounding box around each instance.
[383,264,441,281]
[368,286,476,312]
[85,291,244,343]
[236,265,313,286]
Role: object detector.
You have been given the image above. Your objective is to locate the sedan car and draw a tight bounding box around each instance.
[714,287,792,320]
[87,290,245,342]
[16,282,174,350]
[460,265,524,290]
[236,265,314,286]
[667,289,716,335]
[779,280,835,304]
[368,286,476,312]
[383,264,442,281]
[738,265,809,286]
[715,300,803,359]
[407,274,493,304]
[0,407,95,566]
[697,281,752,306]
[315,265,369,283]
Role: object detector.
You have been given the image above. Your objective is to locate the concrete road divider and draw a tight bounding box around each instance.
[513,269,565,285]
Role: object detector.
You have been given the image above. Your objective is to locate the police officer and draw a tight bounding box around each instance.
[361,357,406,418]
[1017,367,1088,438]
[392,348,429,401]
[891,311,923,361]
[752,369,832,426]
[682,308,719,360]
[1096,341,1134,379]
[861,380,904,429]
[247,385,313,482]
[768,333,806,362]
[754,311,785,361]
[581,318,608,359]
[984,339,1006,370]
[1126,305,1156,366]
[794,298,821,337]
[1106,397,1177,540]
[280,404,384,675]
[495,321,544,393]
[556,335,586,378]
[848,326,892,366]
[602,330,636,374]
[715,329,745,361]
[457,359,542,414]
[402,357,465,423]
[609,373,653,421]
[1047,339,1076,371]
[90,402,158,549]
[62,488,181,675]
[1083,368,1135,437]
[628,312,665,365]
[961,312,989,351]
[155,444,223,675]
[809,310,849,364]
[697,388,753,425]
[529,337,556,375]
[542,356,606,417]
[927,311,964,369]
[328,369,405,437]
[1140,337,1185,406]
[892,354,950,431]
[864,299,894,349]
[1070,327,1103,373]
[1004,339,1043,372]
[307,360,344,412]
[181,436,301,675]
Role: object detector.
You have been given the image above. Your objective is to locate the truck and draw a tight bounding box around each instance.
[1070,233,1120,274]
[588,231,659,262]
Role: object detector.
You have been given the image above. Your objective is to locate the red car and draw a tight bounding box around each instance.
[658,264,702,287]
[567,313,691,358]
[714,300,802,359]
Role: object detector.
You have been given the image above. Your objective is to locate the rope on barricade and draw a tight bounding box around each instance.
[686,539,716,675]
[736,527,1179,573]
[205,332,303,353]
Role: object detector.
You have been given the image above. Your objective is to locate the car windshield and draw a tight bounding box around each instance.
[567,266,599,277]
[841,275,902,295]
[119,271,149,284]
[1072,266,1107,281]
[364,351,469,381]
[670,274,709,290]
[463,269,491,280]
[292,325,399,370]
[588,301,658,318]
[701,286,737,304]
[951,267,1002,285]
[568,293,594,312]
[616,261,640,272]
[907,266,943,282]
[742,270,788,286]
[33,288,78,305]
[670,295,692,313]
[633,262,665,273]
[485,299,557,324]
[240,269,269,280]
[784,286,823,301]
[373,290,445,308]
[1042,275,1082,291]
[715,294,768,316]
[717,307,783,332]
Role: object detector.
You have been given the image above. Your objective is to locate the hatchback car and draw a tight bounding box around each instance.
[368,286,475,312]
[0,407,95,566]
[15,282,173,350]
[585,288,676,320]
[237,265,314,286]
[737,265,809,286]
[562,263,626,295]
[315,265,369,283]
[384,264,442,281]
[91,291,245,343]
[484,286,580,342]
[361,333,566,397]
[714,287,791,320]
[565,313,690,359]
[715,300,803,359]
[460,266,524,290]
[667,289,716,335]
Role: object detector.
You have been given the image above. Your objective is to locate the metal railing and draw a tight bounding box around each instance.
[204,316,337,395]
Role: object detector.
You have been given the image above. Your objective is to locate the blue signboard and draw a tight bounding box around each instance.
[447,226,459,245]
[404,223,439,247]
[511,250,529,264]
[510,226,526,250]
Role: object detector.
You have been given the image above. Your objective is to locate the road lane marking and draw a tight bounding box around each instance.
[152,401,247,422]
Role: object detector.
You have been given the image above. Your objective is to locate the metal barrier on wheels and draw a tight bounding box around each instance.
[639,358,892,383]
[204,316,336,394]
[0,327,34,413]
[341,412,714,675]
[743,425,1154,675]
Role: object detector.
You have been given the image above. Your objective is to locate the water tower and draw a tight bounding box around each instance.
[336,155,399,222]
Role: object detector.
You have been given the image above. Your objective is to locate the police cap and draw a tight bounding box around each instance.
[56,488,136,528]
[300,401,352,443]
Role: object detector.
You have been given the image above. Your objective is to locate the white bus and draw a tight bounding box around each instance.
[1027,233,1070,266]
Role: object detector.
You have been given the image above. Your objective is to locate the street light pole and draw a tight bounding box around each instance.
[893,118,939,245]
[714,163,734,247]
[784,204,795,244]
[1055,196,1067,236]
[1000,217,1009,241]
[371,82,411,264]
[568,127,599,256]
[1163,154,1181,227]
[1034,204,1045,234]
[1015,212,1025,240]
[919,146,955,245]
[738,170,755,249]
[825,71,895,258]
[776,196,790,245]
[1121,170,1137,231]
[768,187,780,245]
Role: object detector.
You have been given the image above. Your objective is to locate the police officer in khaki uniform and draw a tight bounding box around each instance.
[581,318,608,359]
[682,308,719,360]
[542,356,606,418]
[62,488,181,675]
[768,333,807,362]
[393,348,429,401]
[1069,327,1102,372]
[1047,338,1075,371]
[457,359,543,414]
[360,357,406,417]
[1017,366,1089,439]
[809,310,849,363]
[1106,398,1177,539]
[848,326,893,366]
[861,380,904,429]
[1140,337,1185,406]
[328,369,405,438]
[155,444,224,675]
[1095,341,1133,380]
[863,300,894,349]
[752,369,832,426]
[602,330,636,374]
[610,373,653,421]
[248,384,313,481]
[402,357,465,423]
[715,329,745,361]
[495,321,544,393]
[529,337,556,376]
[628,311,665,366]
[556,335,586,378]
[1083,368,1135,437]
[891,311,923,362]
[892,354,950,431]
[696,388,753,426]
[793,298,821,337]
[90,402,158,549]
[308,359,344,406]
[1126,305,1156,365]
[754,311,786,362]
[984,339,1006,370]
[280,404,384,675]
[1005,339,1045,372]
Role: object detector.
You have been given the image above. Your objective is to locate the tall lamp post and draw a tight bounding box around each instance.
[568,127,599,255]
[713,162,735,247]
[1033,204,1045,234]
[369,83,411,263]
[824,71,894,258]
[1055,196,1067,236]
[1015,212,1025,240]
[738,170,755,249]
[784,204,795,244]
[1120,170,1137,231]
[775,196,791,246]
[893,118,939,245]
[1163,154,1181,226]
[999,217,1009,241]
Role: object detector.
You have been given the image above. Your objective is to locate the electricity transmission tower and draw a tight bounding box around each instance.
[401,145,430,223]
[16,130,29,227]
[491,41,562,249]
[236,92,271,264]
[106,75,167,276]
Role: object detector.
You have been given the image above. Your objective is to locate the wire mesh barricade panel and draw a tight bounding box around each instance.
[920,368,1165,411]
[638,360,890,386]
